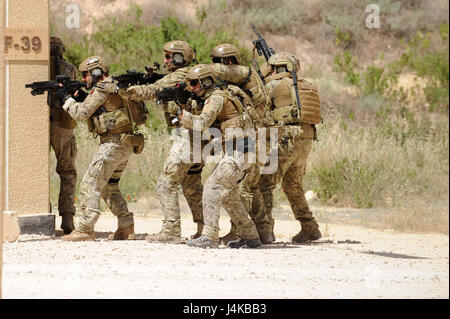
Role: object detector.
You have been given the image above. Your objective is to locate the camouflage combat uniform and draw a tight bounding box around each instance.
[260,73,321,242]
[61,77,135,238]
[182,85,261,248]
[48,54,78,233]
[124,68,205,240]
[211,63,274,243]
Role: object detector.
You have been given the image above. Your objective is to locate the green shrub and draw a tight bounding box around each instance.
[310,157,378,208]
[62,3,252,76]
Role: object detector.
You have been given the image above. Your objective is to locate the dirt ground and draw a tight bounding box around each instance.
[2,205,448,299]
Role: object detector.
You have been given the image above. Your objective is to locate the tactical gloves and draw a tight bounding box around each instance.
[56,86,71,105]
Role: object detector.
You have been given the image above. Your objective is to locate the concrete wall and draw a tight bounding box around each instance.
[5,0,50,215]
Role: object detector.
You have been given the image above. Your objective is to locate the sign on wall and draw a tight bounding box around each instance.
[4,28,48,60]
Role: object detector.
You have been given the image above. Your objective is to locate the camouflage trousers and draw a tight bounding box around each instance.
[157,134,204,235]
[50,121,77,217]
[226,130,275,236]
[259,128,314,226]
[76,133,134,233]
[202,147,260,242]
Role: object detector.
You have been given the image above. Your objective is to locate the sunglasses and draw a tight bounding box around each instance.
[189,79,200,86]
[165,54,172,59]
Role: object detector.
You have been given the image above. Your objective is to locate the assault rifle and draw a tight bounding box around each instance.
[112,62,165,89]
[25,75,86,96]
[155,82,193,106]
[251,23,275,62]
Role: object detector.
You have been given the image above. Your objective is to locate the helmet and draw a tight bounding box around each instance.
[268,52,300,74]
[187,64,217,90]
[210,43,240,65]
[79,56,109,74]
[163,40,194,68]
[50,36,65,57]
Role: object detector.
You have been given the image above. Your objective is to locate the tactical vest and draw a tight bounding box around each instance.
[87,80,133,136]
[269,76,321,125]
[213,85,253,133]
[213,64,269,125]
[241,67,270,111]
[49,56,78,129]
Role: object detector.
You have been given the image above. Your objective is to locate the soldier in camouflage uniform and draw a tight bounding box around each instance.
[48,37,81,234]
[170,64,262,249]
[260,52,322,243]
[59,56,141,241]
[122,41,205,243]
[210,44,275,244]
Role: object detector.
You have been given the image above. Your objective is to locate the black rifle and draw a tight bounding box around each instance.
[112,63,165,89]
[251,23,275,62]
[155,82,193,106]
[25,75,87,96]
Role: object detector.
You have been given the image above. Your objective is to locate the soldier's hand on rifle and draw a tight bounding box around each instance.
[56,86,71,105]
[73,89,88,102]
[167,102,182,115]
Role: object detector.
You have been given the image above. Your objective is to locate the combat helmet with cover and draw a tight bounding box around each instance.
[187,64,217,92]
[268,51,300,75]
[163,40,195,70]
[210,43,241,65]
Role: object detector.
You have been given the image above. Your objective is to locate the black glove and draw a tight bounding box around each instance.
[56,86,70,105]
[74,89,88,102]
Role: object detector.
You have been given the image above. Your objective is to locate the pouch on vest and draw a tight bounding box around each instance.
[224,86,254,130]
[122,133,145,154]
[272,105,300,124]
[123,99,148,127]
[286,78,322,124]
[95,108,132,134]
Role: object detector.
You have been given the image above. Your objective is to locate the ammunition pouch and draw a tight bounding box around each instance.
[90,107,133,135]
[272,105,300,125]
[121,133,145,154]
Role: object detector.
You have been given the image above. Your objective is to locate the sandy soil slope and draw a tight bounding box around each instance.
[2,210,448,299]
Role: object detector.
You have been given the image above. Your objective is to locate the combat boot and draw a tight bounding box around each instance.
[219,230,239,245]
[108,225,136,240]
[190,223,203,240]
[61,214,74,234]
[186,235,219,248]
[292,220,322,243]
[256,223,275,244]
[227,237,262,249]
[61,230,95,242]
[145,230,182,243]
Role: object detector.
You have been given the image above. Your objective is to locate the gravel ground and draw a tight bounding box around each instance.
[2,209,448,299]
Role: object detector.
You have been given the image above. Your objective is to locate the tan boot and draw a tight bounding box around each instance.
[292,220,322,243]
[186,235,219,248]
[145,230,181,243]
[190,223,203,240]
[61,230,95,242]
[108,225,136,240]
[61,214,75,234]
[256,223,275,244]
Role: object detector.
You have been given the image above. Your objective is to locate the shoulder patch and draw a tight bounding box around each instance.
[90,89,95,95]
